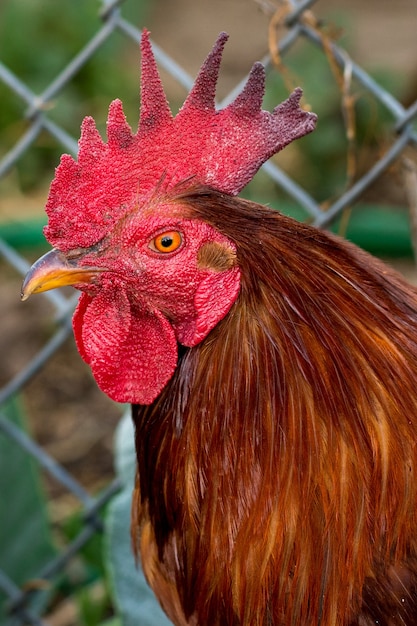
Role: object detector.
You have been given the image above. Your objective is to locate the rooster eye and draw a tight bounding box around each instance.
[150,231,183,254]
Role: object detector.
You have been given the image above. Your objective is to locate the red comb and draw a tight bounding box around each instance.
[44,30,317,251]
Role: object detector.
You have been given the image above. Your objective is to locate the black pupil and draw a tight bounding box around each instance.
[161,236,173,248]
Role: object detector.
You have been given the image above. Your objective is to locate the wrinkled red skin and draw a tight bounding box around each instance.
[70,208,240,403]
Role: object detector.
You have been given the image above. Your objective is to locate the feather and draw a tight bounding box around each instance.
[132,188,417,625]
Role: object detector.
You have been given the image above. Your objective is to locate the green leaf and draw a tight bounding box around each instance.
[0,397,56,624]
[100,617,123,626]
[100,618,122,626]
[104,411,173,626]
[77,581,112,626]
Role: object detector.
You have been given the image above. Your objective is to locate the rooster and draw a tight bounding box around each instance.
[22,30,417,625]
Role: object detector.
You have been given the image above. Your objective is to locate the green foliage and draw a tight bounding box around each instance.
[0,397,56,624]
[0,0,148,191]
[61,509,107,582]
[54,502,114,625]
[0,399,118,626]
[76,581,113,626]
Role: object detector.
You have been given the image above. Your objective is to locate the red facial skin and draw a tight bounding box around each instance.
[68,202,240,403]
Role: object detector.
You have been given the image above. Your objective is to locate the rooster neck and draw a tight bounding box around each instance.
[131,192,417,624]
[132,291,291,624]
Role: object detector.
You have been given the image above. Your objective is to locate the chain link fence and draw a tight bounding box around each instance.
[1,0,417,624]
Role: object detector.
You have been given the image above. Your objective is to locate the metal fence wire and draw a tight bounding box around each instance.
[1,0,417,624]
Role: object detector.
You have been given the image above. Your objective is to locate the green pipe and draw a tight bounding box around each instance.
[331,204,413,257]
[0,218,48,251]
[269,201,413,258]
[0,204,413,257]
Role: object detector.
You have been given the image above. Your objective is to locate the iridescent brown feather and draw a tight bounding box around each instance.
[132,187,417,625]
[20,26,417,624]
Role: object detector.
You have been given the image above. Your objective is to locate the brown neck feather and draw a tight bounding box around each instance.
[133,188,417,624]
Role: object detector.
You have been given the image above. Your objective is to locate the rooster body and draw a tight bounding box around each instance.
[22,31,417,625]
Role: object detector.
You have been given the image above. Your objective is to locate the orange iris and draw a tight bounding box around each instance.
[151,231,183,253]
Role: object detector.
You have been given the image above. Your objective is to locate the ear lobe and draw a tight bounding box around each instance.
[173,265,241,347]
[197,241,237,272]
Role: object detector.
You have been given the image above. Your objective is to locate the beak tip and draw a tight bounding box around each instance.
[20,271,36,301]
[20,275,31,301]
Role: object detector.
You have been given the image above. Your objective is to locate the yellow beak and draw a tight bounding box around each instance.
[21,248,104,301]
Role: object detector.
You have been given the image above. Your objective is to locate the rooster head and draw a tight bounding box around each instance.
[21,30,316,404]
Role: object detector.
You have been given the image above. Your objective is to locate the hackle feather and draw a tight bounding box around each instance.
[132,188,417,625]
